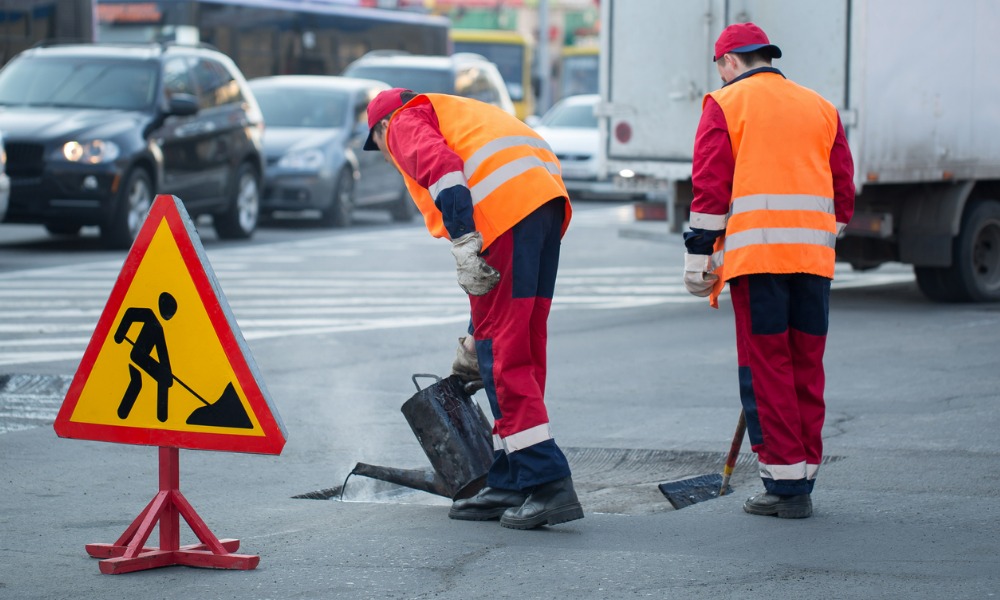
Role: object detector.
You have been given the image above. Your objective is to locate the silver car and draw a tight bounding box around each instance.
[249,76,414,227]
[342,52,516,117]
[532,94,642,201]
[0,130,8,223]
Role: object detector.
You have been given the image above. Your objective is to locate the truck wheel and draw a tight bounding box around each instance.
[954,199,1000,302]
[914,266,965,302]
[100,168,153,249]
[214,162,260,239]
[319,168,353,228]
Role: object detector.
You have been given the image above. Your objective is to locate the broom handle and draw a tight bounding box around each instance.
[718,410,747,496]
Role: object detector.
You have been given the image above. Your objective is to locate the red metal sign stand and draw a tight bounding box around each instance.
[84,447,259,574]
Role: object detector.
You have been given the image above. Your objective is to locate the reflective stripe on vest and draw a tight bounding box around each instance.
[703,73,840,307]
[388,94,570,249]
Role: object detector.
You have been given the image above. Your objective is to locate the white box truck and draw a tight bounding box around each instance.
[598,0,1000,301]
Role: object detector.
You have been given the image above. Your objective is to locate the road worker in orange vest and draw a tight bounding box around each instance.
[683,23,855,518]
[364,89,584,530]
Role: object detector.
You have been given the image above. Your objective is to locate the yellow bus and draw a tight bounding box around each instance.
[450,29,533,120]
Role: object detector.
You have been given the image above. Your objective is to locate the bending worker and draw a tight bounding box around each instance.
[682,23,855,518]
[363,88,583,530]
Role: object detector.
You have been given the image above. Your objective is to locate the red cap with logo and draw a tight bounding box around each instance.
[713,22,782,62]
[364,87,413,151]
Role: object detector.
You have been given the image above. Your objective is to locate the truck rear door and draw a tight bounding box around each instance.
[730,0,850,114]
[602,0,850,171]
[603,0,714,165]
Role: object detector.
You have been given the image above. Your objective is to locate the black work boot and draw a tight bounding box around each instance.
[499,476,584,530]
[449,487,527,521]
[743,492,813,519]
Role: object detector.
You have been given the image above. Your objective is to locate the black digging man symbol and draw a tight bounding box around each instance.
[113,291,254,429]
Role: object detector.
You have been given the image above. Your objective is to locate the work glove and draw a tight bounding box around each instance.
[451,336,484,394]
[451,232,500,296]
[683,252,719,297]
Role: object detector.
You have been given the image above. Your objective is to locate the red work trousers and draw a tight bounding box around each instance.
[729,273,830,496]
[469,199,571,491]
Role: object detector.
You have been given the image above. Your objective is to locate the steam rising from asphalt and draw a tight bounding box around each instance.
[337,475,450,506]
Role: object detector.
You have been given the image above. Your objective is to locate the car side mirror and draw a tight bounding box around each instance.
[167,93,199,117]
[525,115,541,128]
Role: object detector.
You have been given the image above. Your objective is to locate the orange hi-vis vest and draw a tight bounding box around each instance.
[387,94,570,249]
[705,72,840,307]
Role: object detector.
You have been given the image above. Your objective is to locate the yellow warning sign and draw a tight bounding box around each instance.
[54,195,286,454]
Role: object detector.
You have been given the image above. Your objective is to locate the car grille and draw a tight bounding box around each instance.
[5,142,45,178]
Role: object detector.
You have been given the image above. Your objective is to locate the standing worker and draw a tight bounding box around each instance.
[682,23,855,518]
[363,88,583,530]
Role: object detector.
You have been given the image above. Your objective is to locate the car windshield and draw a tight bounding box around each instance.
[0,57,158,110]
[540,100,597,128]
[251,86,349,128]
[343,65,454,94]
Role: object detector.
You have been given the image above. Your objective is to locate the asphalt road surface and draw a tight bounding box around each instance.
[1,203,996,599]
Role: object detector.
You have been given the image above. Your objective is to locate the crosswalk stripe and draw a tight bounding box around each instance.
[0,212,915,367]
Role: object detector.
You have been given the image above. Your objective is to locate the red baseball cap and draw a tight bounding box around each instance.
[364,87,413,151]
[713,22,782,62]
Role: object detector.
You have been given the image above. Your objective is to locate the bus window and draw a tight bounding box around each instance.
[449,29,533,121]
[95,1,449,78]
[0,0,94,68]
[558,47,599,101]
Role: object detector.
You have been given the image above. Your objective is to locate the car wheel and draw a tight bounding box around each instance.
[100,168,153,249]
[45,223,82,237]
[214,162,260,239]
[320,168,354,228]
[389,184,415,223]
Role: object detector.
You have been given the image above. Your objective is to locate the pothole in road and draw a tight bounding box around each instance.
[294,447,844,516]
[1,374,845,515]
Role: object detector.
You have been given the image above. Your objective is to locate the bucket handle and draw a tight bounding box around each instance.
[411,373,442,392]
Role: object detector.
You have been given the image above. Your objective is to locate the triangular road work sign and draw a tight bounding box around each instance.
[54,195,286,454]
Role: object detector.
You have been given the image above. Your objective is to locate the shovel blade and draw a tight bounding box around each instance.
[658,474,730,509]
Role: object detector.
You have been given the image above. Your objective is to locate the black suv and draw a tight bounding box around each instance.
[0,43,265,248]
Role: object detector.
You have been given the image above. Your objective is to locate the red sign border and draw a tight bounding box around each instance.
[54,195,286,455]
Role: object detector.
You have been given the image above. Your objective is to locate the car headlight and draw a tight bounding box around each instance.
[277,147,325,171]
[61,140,120,164]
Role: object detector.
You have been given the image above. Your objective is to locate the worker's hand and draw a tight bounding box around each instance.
[451,232,500,296]
[836,222,847,239]
[683,252,719,297]
[462,380,485,395]
[451,336,484,394]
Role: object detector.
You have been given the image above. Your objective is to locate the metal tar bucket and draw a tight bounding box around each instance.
[350,374,494,500]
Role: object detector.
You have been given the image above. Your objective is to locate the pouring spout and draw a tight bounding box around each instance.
[350,462,452,498]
